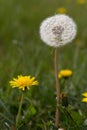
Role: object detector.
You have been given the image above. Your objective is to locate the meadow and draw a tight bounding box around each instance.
[0,0,87,129]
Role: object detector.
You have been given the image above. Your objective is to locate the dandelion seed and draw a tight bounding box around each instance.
[9,75,39,91]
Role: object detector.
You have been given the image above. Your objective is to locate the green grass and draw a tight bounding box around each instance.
[0,0,87,129]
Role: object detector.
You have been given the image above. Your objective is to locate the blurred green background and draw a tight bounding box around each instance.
[0,0,87,129]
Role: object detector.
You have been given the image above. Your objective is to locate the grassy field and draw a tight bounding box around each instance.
[0,0,87,129]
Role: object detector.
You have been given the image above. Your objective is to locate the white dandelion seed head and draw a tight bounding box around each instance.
[40,14,77,47]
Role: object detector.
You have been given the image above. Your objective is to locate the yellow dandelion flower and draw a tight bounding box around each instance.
[58,73,62,79]
[82,92,87,103]
[82,98,87,102]
[9,75,39,91]
[58,69,73,79]
[82,92,87,102]
[82,92,87,97]
[77,0,86,4]
[56,7,67,14]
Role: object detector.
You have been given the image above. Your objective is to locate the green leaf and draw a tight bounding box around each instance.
[28,105,37,116]
[71,111,83,125]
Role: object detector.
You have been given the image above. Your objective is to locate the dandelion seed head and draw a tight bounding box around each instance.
[40,14,77,47]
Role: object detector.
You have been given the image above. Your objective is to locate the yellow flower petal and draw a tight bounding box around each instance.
[82,98,87,102]
[82,92,87,97]
[58,73,62,79]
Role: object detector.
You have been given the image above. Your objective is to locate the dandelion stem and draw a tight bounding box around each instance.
[54,48,60,128]
[16,92,24,128]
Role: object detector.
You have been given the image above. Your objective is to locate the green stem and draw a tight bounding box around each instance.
[54,48,60,128]
[16,92,24,129]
